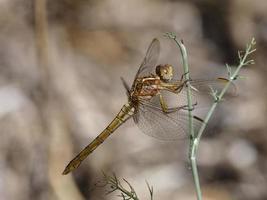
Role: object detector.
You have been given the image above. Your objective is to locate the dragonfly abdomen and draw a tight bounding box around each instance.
[62,103,134,175]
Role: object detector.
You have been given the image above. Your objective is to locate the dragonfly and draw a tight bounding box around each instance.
[62,38,235,175]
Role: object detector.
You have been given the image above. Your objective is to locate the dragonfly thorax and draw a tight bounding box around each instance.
[130,76,161,102]
[155,64,174,82]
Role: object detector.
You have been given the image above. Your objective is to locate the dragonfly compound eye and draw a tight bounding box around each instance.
[156,64,173,82]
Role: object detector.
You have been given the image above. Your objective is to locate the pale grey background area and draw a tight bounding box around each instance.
[0,0,267,200]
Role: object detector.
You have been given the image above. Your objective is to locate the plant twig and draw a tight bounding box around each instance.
[165,32,256,200]
[191,37,255,199]
[146,181,154,200]
[101,172,154,200]
[164,32,201,200]
[194,37,256,151]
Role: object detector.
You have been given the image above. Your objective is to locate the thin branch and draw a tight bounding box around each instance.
[165,33,256,200]
[99,174,131,200]
[164,32,201,200]
[100,173,154,200]
[146,181,154,200]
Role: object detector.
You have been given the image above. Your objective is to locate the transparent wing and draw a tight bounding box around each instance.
[155,78,237,112]
[132,77,236,140]
[141,90,198,112]
[189,78,237,97]
[120,77,131,97]
[134,101,203,141]
[132,38,160,83]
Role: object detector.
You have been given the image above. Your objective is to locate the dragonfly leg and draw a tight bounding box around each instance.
[180,72,193,89]
[181,101,198,111]
[174,84,184,94]
[159,93,188,114]
[180,71,189,81]
[159,93,168,113]
[180,71,193,82]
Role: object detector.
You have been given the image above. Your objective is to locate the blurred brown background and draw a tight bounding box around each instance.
[0,0,267,199]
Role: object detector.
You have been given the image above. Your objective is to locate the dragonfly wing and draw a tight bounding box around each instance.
[133,38,160,83]
[134,102,203,141]
[120,77,131,97]
[189,78,237,97]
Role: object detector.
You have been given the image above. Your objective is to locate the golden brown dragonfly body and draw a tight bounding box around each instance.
[62,68,183,174]
[62,39,234,175]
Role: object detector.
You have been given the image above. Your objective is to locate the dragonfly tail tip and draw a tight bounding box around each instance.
[62,167,70,175]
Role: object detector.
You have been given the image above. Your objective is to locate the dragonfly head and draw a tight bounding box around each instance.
[155,64,173,82]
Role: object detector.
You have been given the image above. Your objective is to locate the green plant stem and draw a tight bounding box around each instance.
[173,40,195,139]
[194,39,255,146]
[189,38,255,198]
[166,33,202,200]
[166,32,255,200]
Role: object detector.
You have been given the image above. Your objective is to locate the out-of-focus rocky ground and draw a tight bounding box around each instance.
[0,0,267,199]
